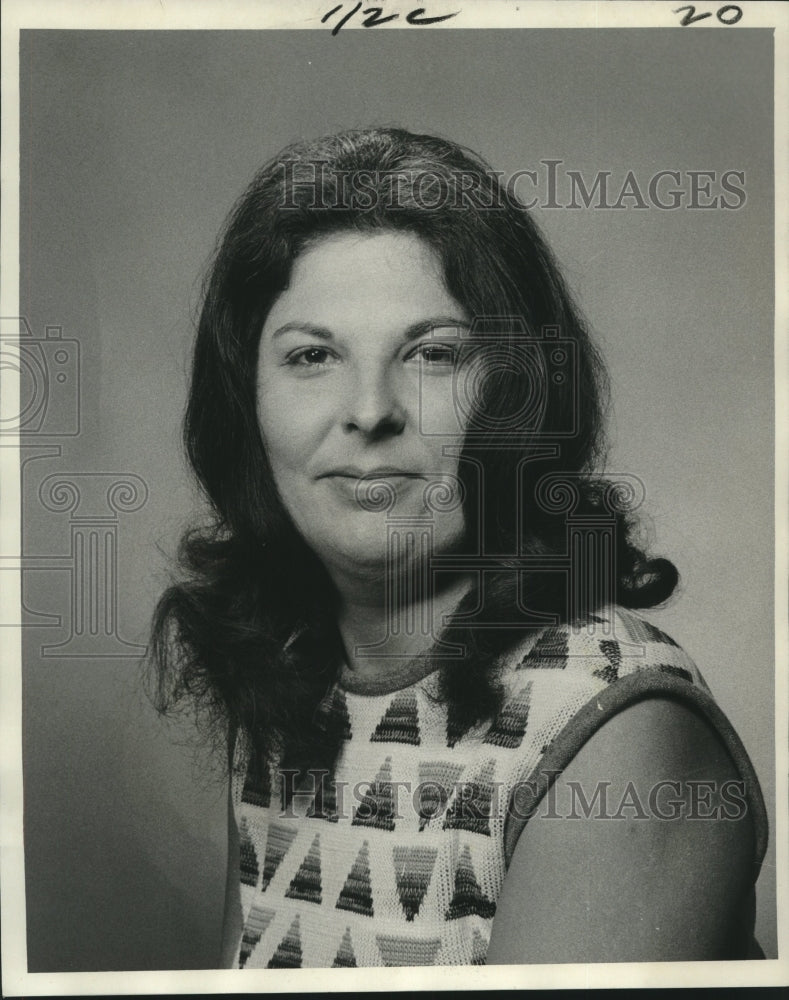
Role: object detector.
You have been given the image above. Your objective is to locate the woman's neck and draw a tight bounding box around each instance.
[333,569,472,686]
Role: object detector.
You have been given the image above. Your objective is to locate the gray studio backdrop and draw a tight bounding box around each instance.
[19,29,775,970]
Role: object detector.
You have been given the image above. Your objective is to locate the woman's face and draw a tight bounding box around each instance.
[256,230,472,580]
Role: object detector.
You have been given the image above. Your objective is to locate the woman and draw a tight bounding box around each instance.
[150,128,767,967]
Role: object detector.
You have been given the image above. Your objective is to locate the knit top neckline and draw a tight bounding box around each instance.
[338,655,441,696]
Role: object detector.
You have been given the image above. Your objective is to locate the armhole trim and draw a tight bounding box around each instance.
[503,668,769,874]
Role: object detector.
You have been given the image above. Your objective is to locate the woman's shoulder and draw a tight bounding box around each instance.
[488,609,768,964]
[494,604,768,877]
[491,605,708,766]
[501,604,704,688]
[488,690,761,963]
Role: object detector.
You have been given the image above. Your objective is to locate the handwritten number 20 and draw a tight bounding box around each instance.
[673,5,743,25]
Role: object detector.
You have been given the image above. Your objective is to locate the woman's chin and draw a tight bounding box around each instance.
[318,536,398,576]
[308,518,465,584]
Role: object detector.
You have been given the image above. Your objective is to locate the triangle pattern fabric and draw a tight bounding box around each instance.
[324,684,353,741]
[285,832,322,904]
[313,684,353,741]
[306,771,339,823]
[416,760,464,831]
[445,844,496,921]
[352,756,397,831]
[332,926,358,968]
[617,609,679,647]
[392,845,438,921]
[237,903,276,969]
[335,840,375,917]
[240,751,271,808]
[519,626,568,668]
[483,683,532,748]
[594,639,621,683]
[267,914,303,969]
[376,934,442,966]
[470,926,487,965]
[442,758,496,837]
[446,700,470,749]
[656,662,693,683]
[260,820,298,892]
[238,815,259,887]
[370,689,420,745]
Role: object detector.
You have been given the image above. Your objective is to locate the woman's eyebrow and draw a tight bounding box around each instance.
[271,321,333,341]
[270,316,470,341]
[402,317,470,341]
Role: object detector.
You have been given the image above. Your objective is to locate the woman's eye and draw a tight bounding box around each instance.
[286,347,334,367]
[409,343,458,366]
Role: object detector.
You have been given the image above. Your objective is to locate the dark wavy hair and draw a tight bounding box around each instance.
[149,127,677,782]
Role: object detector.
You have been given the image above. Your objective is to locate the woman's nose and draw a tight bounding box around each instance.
[342,367,406,439]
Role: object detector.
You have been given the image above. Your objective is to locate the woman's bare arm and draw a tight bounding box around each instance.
[486,698,756,964]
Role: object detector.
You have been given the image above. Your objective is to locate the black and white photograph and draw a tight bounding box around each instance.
[1,0,786,993]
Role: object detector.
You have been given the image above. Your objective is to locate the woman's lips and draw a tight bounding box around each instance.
[321,466,421,478]
[319,470,425,506]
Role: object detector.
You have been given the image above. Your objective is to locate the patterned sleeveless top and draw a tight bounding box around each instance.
[229,606,767,968]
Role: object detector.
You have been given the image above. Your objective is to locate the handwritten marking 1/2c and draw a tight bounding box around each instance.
[321,4,460,35]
